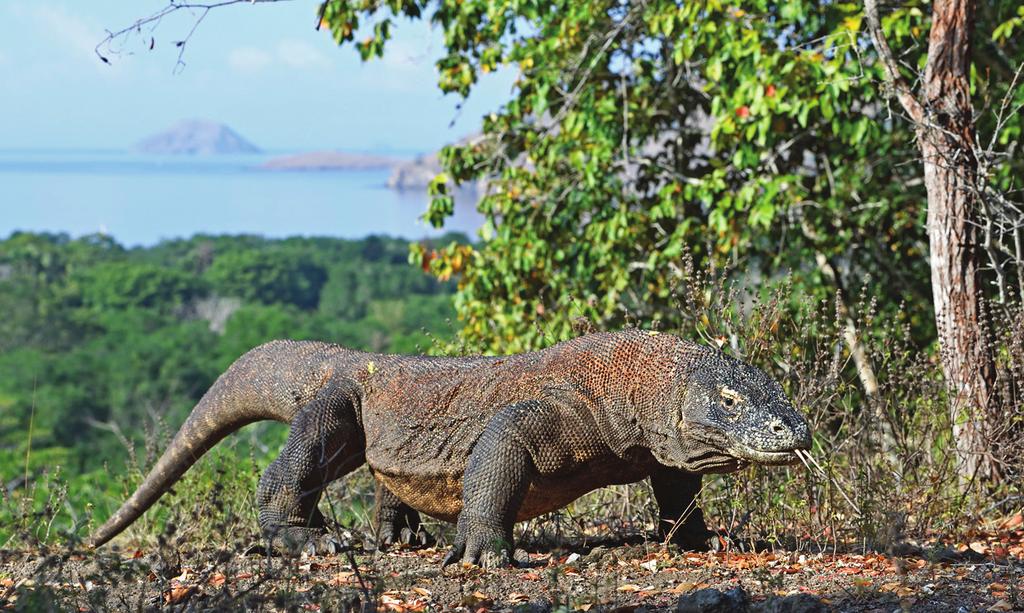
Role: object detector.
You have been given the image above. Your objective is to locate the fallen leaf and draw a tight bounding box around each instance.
[462,591,493,607]
[164,585,196,605]
[998,513,1022,530]
[330,571,356,586]
[381,594,405,612]
[989,600,1014,612]
[617,584,642,592]
[970,542,989,555]
[411,587,431,597]
[209,572,226,587]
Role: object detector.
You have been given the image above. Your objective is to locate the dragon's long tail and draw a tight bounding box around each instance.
[88,341,320,548]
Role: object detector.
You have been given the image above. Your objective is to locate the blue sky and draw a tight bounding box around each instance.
[0,0,514,153]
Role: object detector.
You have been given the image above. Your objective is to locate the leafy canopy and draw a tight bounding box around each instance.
[320,0,1022,353]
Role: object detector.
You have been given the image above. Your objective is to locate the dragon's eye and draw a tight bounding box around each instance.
[720,387,744,413]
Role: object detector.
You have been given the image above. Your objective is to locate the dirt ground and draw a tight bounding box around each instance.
[3,533,1022,612]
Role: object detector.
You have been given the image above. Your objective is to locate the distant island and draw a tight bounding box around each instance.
[134,119,261,155]
[259,135,484,194]
[387,151,443,191]
[260,149,456,192]
[388,134,486,191]
[261,150,399,171]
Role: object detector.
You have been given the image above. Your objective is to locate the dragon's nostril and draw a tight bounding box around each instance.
[769,422,786,435]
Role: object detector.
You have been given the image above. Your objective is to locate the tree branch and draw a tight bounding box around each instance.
[863,0,925,123]
[95,0,294,69]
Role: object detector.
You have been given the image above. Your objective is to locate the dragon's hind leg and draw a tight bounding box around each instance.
[256,378,365,554]
[374,481,435,549]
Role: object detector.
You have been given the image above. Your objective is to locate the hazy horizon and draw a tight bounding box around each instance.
[0,1,506,242]
[0,151,483,246]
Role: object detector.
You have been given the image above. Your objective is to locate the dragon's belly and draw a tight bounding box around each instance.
[371,456,650,524]
[374,471,465,523]
[517,459,650,521]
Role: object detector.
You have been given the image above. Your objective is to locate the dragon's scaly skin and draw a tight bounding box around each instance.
[89,330,811,566]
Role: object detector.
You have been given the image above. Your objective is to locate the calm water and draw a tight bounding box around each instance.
[0,150,482,246]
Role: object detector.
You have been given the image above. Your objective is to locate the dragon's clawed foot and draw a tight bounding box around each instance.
[256,526,353,557]
[442,527,515,569]
[377,526,435,550]
[661,520,723,552]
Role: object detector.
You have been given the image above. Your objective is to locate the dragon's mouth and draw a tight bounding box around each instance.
[727,443,802,466]
[694,456,746,474]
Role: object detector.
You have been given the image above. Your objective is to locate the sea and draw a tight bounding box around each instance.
[0,150,483,247]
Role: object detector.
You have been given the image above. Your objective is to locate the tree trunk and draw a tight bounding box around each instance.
[919,0,999,482]
[865,0,1001,482]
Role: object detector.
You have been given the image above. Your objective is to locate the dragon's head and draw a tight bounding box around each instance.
[654,345,811,473]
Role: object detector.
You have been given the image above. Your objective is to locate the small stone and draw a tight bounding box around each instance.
[676,585,748,612]
[584,546,611,566]
[752,593,827,613]
[513,549,531,566]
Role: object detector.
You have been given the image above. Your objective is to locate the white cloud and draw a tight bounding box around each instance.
[228,40,330,73]
[276,40,328,69]
[228,46,273,72]
[15,4,104,62]
[378,38,434,72]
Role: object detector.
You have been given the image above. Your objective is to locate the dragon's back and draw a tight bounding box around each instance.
[355,331,685,520]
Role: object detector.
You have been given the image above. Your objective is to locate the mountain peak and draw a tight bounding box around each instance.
[134,119,261,155]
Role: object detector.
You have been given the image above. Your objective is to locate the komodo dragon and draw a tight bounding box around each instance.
[88,329,811,566]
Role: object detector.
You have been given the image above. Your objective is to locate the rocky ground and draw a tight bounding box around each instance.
[2,530,1022,612]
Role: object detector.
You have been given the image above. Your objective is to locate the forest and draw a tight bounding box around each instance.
[0,231,459,525]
